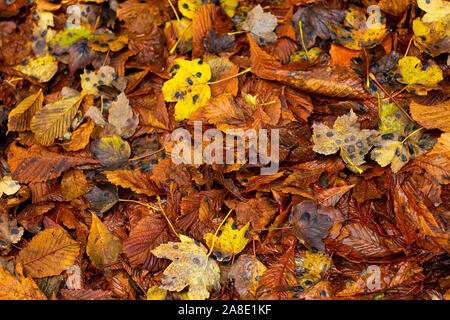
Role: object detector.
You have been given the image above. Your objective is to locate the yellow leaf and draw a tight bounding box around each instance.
[14,55,58,83]
[36,10,54,30]
[0,264,47,300]
[49,25,93,48]
[416,0,450,23]
[17,228,80,278]
[178,0,202,19]
[162,58,211,121]
[295,251,331,278]
[89,34,128,52]
[86,213,122,268]
[146,285,167,300]
[151,235,220,300]
[204,218,250,262]
[8,89,44,132]
[90,135,131,167]
[30,94,85,146]
[61,169,89,201]
[220,0,239,18]
[396,56,444,95]
[378,102,410,134]
[412,18,449,57]
[312,110,378,172]
[328,8,388,50]
[80,66,117,96]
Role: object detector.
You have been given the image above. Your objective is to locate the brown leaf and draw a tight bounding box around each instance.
[7,143,97,183]
[105,169,162,197]
[410,99,450,132]
[248,34,371,99]
[61,169,89,201]
[61,120,95,152]
[225,197,278,230]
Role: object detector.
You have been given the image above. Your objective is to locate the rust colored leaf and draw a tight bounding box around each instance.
[61,120,95,152]
[105,170,161,197]
[410,99,450,132]
[7,143,97,183]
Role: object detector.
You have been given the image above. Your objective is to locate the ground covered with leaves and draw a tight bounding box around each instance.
[0,0,449,300]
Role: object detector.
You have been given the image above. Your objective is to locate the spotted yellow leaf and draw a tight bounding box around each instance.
[151,235,220,300]
[14,55,58,83]
[162,58,211,121]
[204,218,250,262]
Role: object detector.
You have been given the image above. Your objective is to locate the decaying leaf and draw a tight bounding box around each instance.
[151,235,220,300]
[86,213,122,268]
[14,54,58,83]
[229,254,266,299]
[0,175,21,198]
[395,56,444,95]
[242,5,277,46]
[0,212,24,249]
[17,228,80,278]
[204,217,249,262]
[61,169,88,201]
[312,110,378,173]
[90,135,131,168]
[410,99,450,132]
[104,170,160,197]
[108,92,139,139]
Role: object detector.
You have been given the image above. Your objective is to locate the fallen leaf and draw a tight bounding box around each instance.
[30,94,85,146]
[410,99,450,132]
[104,170,160,197]
[86,213,122,268]
[14,54,58,83]
[312,110,378,173]
[147,285,167,300]
[108,92,139,139]
[228,254,266,299]
[151,235,221,300]
[17,227,80,277]
[242,5,278,46]
[0,175,21,197]
[61,169,88,201]
[61,119,95,152]
[0,264,47,300]
[204,217,250,262]
[90,135,131,168]
[7,89,43,132]
[0,212,24,249]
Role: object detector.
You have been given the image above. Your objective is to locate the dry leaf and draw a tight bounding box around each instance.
[7,89,43,132]
[108,92,139,139]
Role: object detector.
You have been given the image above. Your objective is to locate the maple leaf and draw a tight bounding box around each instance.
[162,58,212,121]
[328,7,388,50]
[412,18,450,57]
[204,217,250,262]
[86,213,122,268]
[90,135,131,168]
[242,5,278,46]
[295,251,331,278]
[151,235,220,300]
[312,110,378,173]
[395,56,444,95]
[80,66,124,97]
[17,227,80,278]
[370,124,436,173]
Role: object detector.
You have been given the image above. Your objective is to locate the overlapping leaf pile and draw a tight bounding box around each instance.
[0,0,448,301]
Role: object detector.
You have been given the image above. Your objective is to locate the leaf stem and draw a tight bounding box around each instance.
[401,127,424,144]
[369,73,414,121]
[227,30,249,36]
[206,209,233,258]
[129,148,164,161]
[167,0,181,23]
[298,21,309,60]
[339,145,363,174]
[169,21,193,55]
[207,67,251,85]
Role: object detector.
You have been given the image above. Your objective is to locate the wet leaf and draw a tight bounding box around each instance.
[204,217,249,262]
[0,212,24,249]
[61,120,95,152]
[410,99,450,132]
[86,213,122,268]
[0,264,47,300]
[162,58,212,121]
[242,5,278,46]
[104,170,160,197]
[30,94,85,146]
[14,55,58,83]
[312,110,378,173]
[0,175,21,198]
[90,135,131,168]
[17,228,80,278]
[151,235,221,300]
[108,92,139,139]
[7,89,43,132]
[61,169,88,201]
[147,285,167,300]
